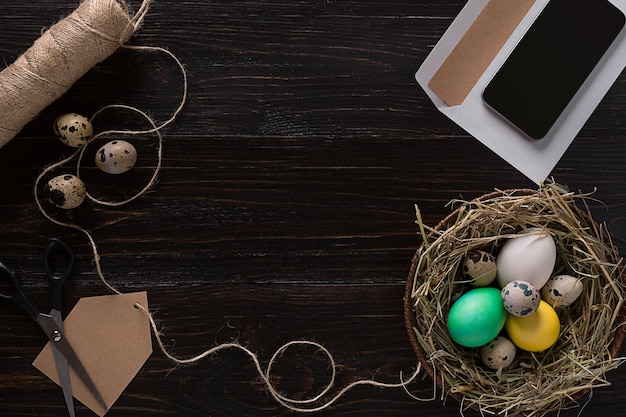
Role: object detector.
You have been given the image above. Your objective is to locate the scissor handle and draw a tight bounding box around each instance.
[43,238,75,312]
[0,261,41,321]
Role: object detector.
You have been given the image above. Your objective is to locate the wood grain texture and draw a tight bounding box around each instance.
[0,1,624,416]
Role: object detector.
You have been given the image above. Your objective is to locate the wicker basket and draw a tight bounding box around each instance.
[404,185,626,417]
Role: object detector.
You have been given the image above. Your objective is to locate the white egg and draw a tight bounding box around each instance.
[496,227,556,289]
[541,275,583,308]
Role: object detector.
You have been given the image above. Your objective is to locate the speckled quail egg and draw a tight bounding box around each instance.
[541,275,583,308]
[501,280,541,317]
[480,336,516,370]
[54,113,93,148]
[95,140,137,174]
[47,174,87,209]
[462,250,497,286]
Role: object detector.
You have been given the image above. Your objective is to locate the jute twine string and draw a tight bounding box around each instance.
[0,0,154,148]
[24,0,421,411]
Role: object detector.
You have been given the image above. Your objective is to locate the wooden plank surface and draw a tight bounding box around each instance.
[0,1,624,416]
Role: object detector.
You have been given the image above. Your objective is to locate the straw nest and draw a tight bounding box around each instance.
[404,182,626,417]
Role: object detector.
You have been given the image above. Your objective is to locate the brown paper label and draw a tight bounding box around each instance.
[33,291,152,416]
[428,0,537,106]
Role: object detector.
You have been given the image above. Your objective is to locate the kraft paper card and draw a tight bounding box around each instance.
[33,291,152,416]
[416,0,626,184]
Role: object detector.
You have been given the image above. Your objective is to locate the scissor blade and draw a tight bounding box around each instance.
[35,314,108,413]
[51,310,75,417]
[52,343,75,417]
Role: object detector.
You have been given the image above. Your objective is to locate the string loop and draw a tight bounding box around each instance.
[134,303,422,413]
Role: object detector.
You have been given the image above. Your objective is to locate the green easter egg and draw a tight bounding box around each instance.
[447,287,507,348]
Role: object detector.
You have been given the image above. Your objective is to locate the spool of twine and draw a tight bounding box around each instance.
[0,0,149,148]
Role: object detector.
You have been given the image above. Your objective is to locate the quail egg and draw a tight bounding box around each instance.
[95,140,137,174]
[47,174,86,209]
[462,250,497,286]
[541,275,583,308]
[501,280,541,317]
[480,336,516,370]
[54,113,93,148]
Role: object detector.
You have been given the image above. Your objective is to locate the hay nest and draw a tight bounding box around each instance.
[404,182,626,417]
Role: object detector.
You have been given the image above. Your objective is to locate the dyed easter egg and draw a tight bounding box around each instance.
[447,287,507,348]
[505,300,560,352]
[496,227,556,288]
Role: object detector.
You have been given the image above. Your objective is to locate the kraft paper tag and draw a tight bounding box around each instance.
[428,0,536,106]
[33,291,152,416]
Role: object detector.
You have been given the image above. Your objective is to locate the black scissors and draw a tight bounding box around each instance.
[0,238,107,416]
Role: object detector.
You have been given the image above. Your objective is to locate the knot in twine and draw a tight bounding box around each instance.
[0,0,152,148]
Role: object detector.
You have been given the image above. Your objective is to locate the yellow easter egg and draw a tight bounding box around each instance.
[504,300,560,352]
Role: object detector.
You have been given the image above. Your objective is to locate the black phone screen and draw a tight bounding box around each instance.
[482,0,625,140]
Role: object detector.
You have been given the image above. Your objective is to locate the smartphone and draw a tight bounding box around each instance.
[482,0,625,140]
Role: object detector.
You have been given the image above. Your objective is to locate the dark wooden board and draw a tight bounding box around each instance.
[0,1,624,416]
